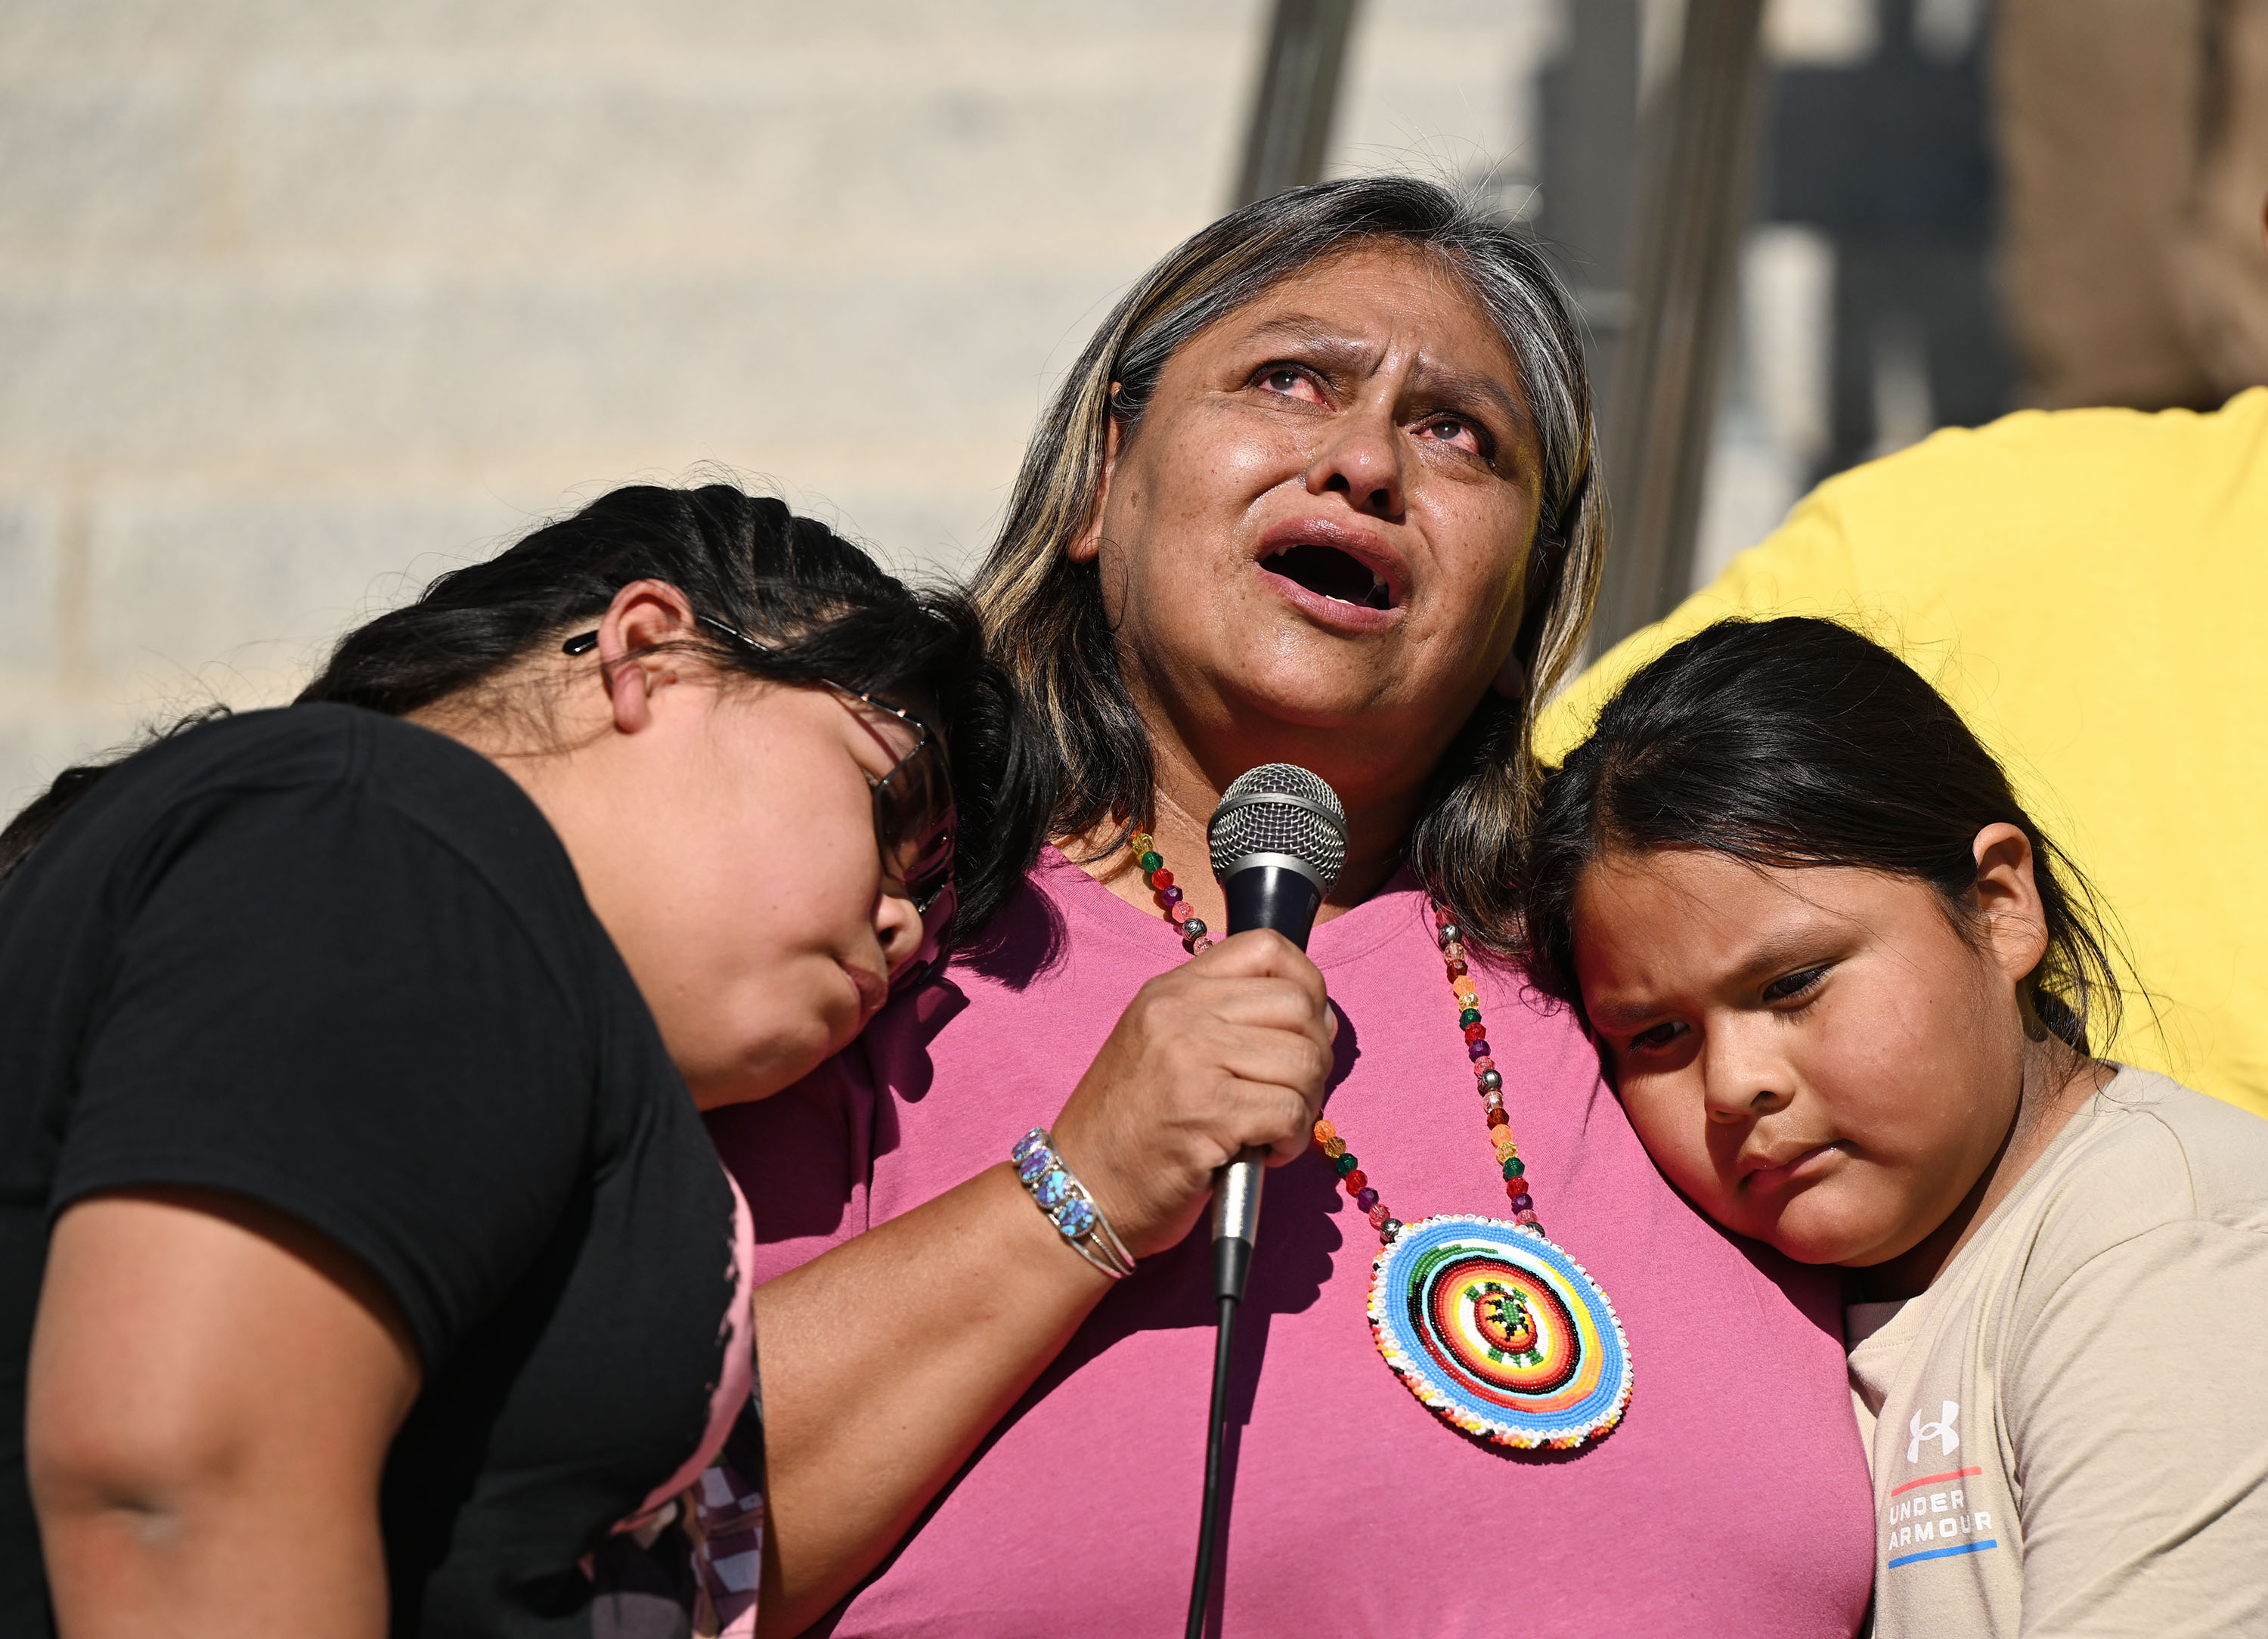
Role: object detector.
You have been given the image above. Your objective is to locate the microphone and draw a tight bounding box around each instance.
[1204,763,1348,1304]
[1185,763,1349,1637]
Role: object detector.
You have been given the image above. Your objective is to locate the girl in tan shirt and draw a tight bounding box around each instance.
[1522,615,2268,1638]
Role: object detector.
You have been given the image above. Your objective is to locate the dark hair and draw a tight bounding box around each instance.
[0,483,1024,937]
[971,175,1603,958]
[1523,616,2126,1054]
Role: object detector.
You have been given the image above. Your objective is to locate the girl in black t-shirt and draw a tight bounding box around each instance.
[0,485,1012,1637]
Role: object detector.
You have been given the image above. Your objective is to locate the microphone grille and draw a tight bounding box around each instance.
[1207,763,1348,893]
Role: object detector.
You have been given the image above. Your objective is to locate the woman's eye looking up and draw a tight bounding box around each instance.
[1257,364,1321,401]
[1414,413,1490,457]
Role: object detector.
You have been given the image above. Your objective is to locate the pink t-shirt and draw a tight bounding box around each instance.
[708,850,1874,1635]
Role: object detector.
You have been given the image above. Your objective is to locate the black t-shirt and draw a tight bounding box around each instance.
[0,705,743,1637]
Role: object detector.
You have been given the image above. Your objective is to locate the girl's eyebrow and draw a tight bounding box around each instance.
[1586,926,1845,1030]
[1724,926,1848,990]
[1585,993,1662,1033]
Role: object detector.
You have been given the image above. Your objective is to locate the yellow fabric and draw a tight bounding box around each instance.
[1537,388,2268,1117]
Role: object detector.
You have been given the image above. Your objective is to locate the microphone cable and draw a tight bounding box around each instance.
[1185,1290,1239,1639]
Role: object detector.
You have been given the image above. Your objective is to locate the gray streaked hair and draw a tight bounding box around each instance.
[968,175,1603,959]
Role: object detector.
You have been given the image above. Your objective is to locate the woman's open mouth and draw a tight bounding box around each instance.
[1258,542,1396,612]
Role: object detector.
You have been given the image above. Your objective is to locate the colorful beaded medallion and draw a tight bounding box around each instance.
[1129,829,1633,1452]
[1369,1216,1631,1448]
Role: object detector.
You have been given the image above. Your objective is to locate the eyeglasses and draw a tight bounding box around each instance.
[562,615,959,989]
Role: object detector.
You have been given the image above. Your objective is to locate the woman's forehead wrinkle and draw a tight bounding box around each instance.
[1233,311,1527,425]
[1237,311,1376,364]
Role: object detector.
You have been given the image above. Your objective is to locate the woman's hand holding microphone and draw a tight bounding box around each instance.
[1047,928,1337,1263]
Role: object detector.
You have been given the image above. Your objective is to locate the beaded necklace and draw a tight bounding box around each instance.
[1128,829,1634,1451]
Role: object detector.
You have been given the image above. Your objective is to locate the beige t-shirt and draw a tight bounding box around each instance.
[1846,1067,2268,1637]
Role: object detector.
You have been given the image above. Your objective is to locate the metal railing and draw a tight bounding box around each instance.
[1234,0,1361,206]
[1594,0,1768,651]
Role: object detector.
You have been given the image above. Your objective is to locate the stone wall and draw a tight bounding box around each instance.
[0,0,1554,804]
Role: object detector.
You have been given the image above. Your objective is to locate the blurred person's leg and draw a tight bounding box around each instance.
[1826,239,2011,477]
[2174,0,2268,396]
[1996,0,2221,409]
[1917,240,2019,430]
[1828,243,1893,476]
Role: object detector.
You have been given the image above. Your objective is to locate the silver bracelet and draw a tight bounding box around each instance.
[1012,1128,1135,1279]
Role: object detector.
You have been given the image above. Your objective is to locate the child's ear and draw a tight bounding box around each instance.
[1971,823,2050,983]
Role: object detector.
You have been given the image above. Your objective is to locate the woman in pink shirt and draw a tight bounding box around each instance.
[710,177,1875,1637]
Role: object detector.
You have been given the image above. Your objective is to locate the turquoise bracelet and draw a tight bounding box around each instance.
[1011,1128,1135,1279]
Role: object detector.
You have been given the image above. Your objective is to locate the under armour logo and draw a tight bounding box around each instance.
[1908,1401,1960,1464]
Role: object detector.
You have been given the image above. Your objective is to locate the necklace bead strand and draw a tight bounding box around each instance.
[1131,831,1215,954]
[1433,906,1543,1238]
[1126,832,1540,1248]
